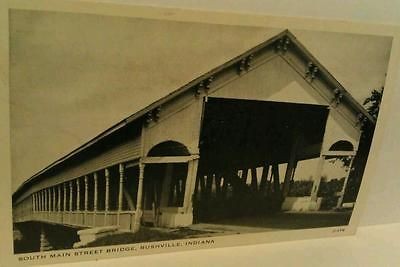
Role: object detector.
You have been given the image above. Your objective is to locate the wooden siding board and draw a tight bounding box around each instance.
[16,136,141,203]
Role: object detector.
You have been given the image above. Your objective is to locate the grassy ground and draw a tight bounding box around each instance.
[206,211,352,230]
[85,227,212,247]
[84,211,352,248]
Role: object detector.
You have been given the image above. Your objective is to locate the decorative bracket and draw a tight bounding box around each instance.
[331,88,344,107]
[274,37,291,53]
[144,106,162,126]
[195,76,214,97]
[153,106,161,121]
[356,113,368,128]
[305,62,319,82]
[237,54,254,75]
[145,112,153,125]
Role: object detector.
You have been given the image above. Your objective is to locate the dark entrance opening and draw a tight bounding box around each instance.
[143,141,189,226]
[194,97,329,223]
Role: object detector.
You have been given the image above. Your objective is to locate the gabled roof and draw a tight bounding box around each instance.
[13,29,374,198]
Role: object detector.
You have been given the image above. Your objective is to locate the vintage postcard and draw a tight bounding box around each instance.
[1,1,399,266]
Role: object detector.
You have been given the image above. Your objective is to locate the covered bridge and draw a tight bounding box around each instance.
[12,30,375,231]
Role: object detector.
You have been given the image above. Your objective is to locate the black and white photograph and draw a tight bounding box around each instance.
[7,5,394,263]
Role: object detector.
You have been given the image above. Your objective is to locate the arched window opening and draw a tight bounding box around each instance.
[329,140,354,152]
[147,140,190,157]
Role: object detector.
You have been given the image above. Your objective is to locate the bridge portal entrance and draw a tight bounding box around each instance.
[142,141,190,226]
[194,97,329,223]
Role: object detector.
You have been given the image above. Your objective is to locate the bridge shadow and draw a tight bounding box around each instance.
[14,221,82,253]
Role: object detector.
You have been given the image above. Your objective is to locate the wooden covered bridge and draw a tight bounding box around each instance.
[12,30,375,232]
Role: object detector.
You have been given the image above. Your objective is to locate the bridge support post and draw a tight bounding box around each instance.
[46,188,50,220]
[48,188,51,212]
[37,192,40,212]
[76,178,81,225]
[94,172,98,227]
[63,183,67,222]
[39,192,42,212]
[43,190,45,212]
[309,155,325,211]
[35,192,37,213]
[183,158,199,214]
[84,175,88,224]
[38,191,41,212]
[76,178,81,212]
[282,150,299,200]
[104,168,110,226]
[34,193,37,213]
[336,156,355,209]
[52,187,56,213]
[42,190,45,213]
[69,181,73,224]
[49,188,52,212]
[133,162,144,232]
[42,189,46,212]
[282,130,301,200]
[57,185,61,212]
[44,191,49,212]
[32,193,36,213]
[117,163,124,226]
[310,155,325,202]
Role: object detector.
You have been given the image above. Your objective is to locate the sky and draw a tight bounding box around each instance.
[9,10,392,192]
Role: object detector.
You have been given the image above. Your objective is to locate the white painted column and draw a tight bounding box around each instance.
[41,190,45,211]
[48,188,52,212]
[38,192,41,212]
[58,186,61,212]
[32,193,36,212]
[93,172,98,226]
[52,187,56,212]
[43,189,46,212]
[41,190,44,212]
[117,163,125,225]
[69,181,73,212]
[104,168,110,226]
[183,159,199,214]
[283,159,298,199]
[46,189,50,221]
[133,163,145,232]
[57,185,61,212]
[33,193,37,212]
[50,189,53,213]
[84,175,88,224]
[38,191,41,212]
[44,189,48,212]
[47,189,50,212]
[282,133,301,199]
[76,178,80,212]
[63,183,67,212]
[310,155,326,203]
[84,176,88,211]
[39,192,42,211]
[33,193,36,212]
[36,191,42,211]
[337,156,355,209]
